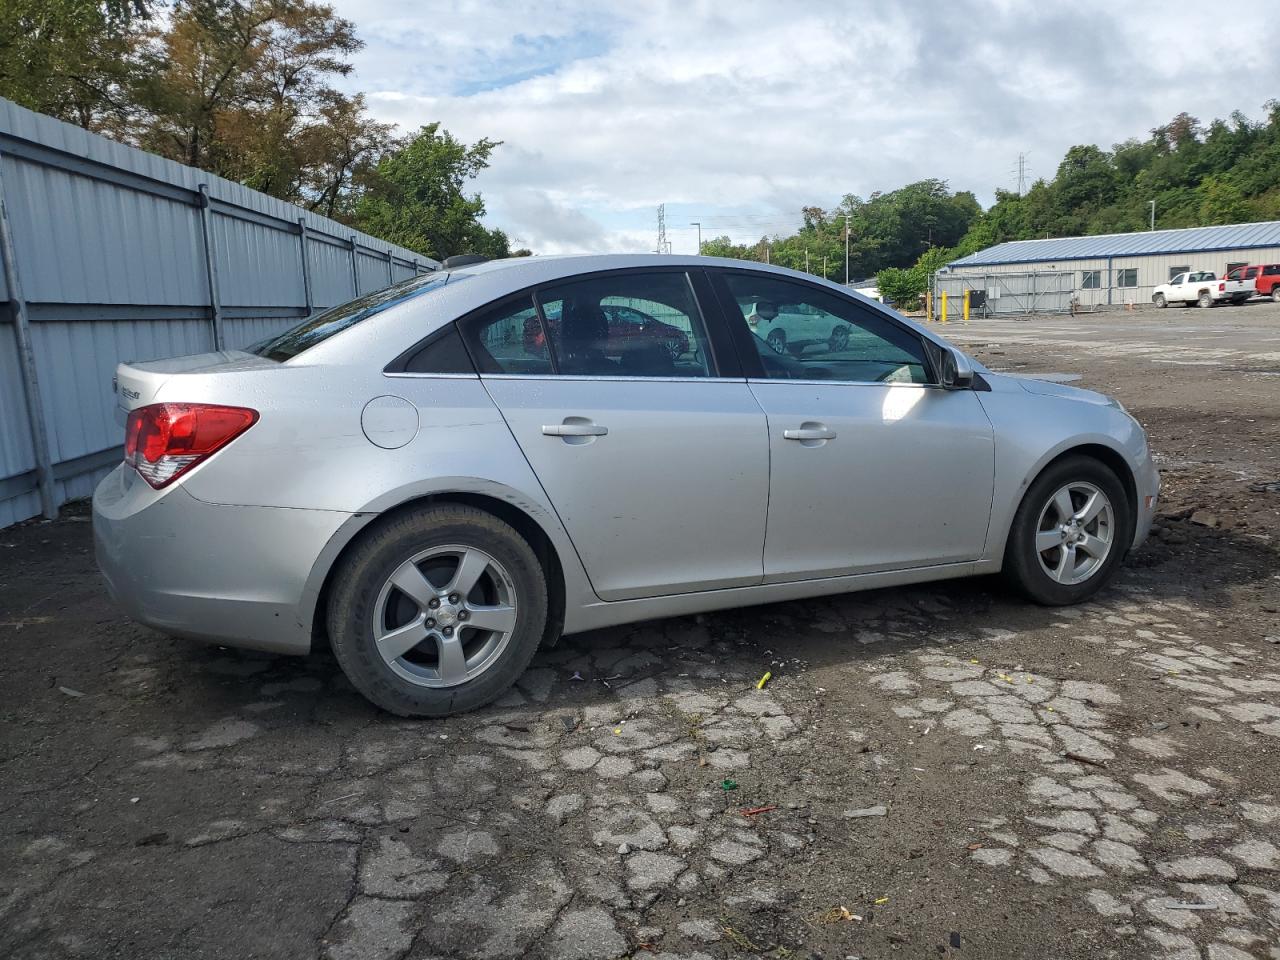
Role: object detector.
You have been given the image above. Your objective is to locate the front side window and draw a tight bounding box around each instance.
[1245,267,1259,279]
[720,273,930,384]
[1117,268,1138,288]
[538,272,712,377]
[1081,270,1101,289]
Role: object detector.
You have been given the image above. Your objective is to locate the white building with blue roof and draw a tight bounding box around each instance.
[944,220,1280,309]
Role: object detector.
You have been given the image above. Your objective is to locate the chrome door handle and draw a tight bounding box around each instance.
[784,426,836,441]
[542,423,608,437]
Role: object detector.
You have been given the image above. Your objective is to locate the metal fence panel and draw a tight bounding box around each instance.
[0,95,438,528]
[5,154,208,306]
[309,237,359,308]
[356,249,391,294]
[212,213,306,308]
[223,315,298,351]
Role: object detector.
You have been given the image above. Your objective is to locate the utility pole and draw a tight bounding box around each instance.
[1016,152,1028,197]
[805,249,809,273]
[823,254,828,278]
[843,214,851,285]
[690,221,702,255]
[1148,200,1156,231]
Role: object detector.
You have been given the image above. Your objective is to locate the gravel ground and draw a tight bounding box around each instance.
[3,302,1280,960]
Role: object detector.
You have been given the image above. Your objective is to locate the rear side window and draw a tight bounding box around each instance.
[401,326,475,373]
[1265,265,1280,276]
[466,297,554,375]
[250,272,455,362]
[538,272,712,377]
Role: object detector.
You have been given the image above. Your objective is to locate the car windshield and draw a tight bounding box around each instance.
[249,272,460,362]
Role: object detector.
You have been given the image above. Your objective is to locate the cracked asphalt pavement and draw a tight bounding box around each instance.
[3,305,1280,960]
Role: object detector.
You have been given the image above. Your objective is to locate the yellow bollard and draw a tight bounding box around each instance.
[963,289,971,322]
[940,291,948,323]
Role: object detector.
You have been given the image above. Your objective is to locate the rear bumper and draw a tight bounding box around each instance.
[93,464,352,655]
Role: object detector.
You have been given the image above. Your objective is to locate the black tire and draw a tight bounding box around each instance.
[1003,455,1132,606]
[766,329,787,354]
[1153,293,1166,308]
[327,504,548,717]
[829,325,850,351]
[1198,291,1213,308]
[1272,288,1280,303]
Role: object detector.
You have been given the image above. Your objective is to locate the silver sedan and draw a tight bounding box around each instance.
[93,255,1159,716]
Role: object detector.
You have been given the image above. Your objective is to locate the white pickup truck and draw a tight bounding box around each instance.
[1152,270,1254,308]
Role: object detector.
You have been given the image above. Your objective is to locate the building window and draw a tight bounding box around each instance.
[1169,266,1190,280]
[1081,270,1101,289]
[1117,268,1138,288]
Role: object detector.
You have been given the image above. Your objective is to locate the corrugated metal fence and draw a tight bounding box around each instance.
[0,98,438,528]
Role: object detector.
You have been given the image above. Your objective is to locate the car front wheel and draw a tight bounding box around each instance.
[766,329,787,354]
[327,504,548,717]
[1272,288,1280,303]
[1003,456,1131,606]
[1153,293,1166,308]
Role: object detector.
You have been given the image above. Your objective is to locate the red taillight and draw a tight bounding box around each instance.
[124,403,258,488]
[1219,282,1225,291]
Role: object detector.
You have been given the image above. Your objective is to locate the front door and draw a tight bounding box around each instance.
[464,269,769,601]
[713,270,995,581]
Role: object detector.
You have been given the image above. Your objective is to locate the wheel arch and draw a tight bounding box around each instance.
[1012,442,1139,554]
[306,488,572,655]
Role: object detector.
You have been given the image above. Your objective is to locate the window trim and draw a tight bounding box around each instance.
[704,267,940,385]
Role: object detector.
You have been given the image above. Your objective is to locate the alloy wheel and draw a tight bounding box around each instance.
[373,544,517,688]
[1034,482,1115,585]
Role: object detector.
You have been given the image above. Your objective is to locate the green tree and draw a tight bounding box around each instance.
[352,123,511,260]
[0,0,153,128]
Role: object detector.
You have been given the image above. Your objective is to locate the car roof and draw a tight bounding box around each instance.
[297,253,946,366]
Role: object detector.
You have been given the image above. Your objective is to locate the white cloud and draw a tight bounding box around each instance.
[330,0,1280,254]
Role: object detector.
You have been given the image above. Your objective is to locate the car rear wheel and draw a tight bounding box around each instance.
[1198,291,1213,308]
[1272,288,1280,303]
[1153,293,1166,308]
[1003,455,1130,606]
[766,329,787,354]
[829,325,850,351]
[327,504,547,717]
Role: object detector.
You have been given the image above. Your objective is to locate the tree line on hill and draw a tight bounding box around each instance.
[0,0,523,261]
[706,103,1280,308]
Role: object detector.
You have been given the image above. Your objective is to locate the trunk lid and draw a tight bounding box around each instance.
[113,350,279,418]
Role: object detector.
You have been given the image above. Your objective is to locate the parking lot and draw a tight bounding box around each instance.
[3,303,1280,960]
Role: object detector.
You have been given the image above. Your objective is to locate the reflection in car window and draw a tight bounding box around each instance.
[720,274,930,384]
[468,297,553,375]
[250,272,456,362]
[536,272,712,377]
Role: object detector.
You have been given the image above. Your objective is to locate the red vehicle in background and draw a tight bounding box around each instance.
[524,303,691,361]
[1225,263,1280,301]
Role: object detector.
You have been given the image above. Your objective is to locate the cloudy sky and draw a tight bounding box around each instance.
[330,0,1280,255]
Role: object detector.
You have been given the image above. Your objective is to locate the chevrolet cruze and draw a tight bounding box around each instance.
[93,255,1159,716]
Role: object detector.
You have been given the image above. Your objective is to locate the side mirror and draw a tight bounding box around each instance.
[939,348,974,390]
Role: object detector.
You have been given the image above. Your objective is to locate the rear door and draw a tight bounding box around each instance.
[465,269,769,601]
[710,269,995,581]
